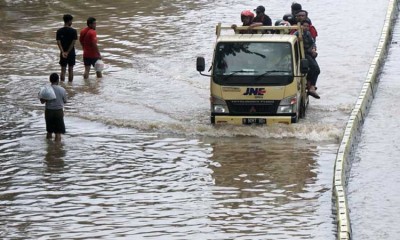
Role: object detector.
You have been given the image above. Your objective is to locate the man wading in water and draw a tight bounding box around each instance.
[40,73,68,142]
[79,17,103,79]
[56,14,77,82]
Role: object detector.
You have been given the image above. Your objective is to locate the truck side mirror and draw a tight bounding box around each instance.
[300,59,309,74]
[196,57,205,72]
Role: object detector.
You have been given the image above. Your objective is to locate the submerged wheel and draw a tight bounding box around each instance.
[292,114,299,123]
[299,99,306,119]
[292,105,299,123]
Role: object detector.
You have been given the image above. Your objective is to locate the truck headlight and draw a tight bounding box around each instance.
[277,95,297,113]
[211,96,229,113]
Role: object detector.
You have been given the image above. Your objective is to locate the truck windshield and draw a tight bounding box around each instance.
[213,42,293,85]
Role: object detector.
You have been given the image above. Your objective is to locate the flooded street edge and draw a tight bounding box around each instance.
[332,0,399,239]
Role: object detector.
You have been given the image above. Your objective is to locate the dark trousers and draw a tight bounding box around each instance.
[306,54,320,86]
[45,109,66,134]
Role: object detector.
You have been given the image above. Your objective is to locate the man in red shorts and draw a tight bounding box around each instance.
[79,17,102,79]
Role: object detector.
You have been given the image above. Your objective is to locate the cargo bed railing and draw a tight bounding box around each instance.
[215,22,303,37]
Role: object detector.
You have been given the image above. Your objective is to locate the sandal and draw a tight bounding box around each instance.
[308,90,320,99]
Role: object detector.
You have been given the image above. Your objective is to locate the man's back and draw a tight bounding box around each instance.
[56,27,77,55]
[46,85,67,110]
[253,14,272,26]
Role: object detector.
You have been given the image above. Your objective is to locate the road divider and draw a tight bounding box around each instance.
[332,0,399,239]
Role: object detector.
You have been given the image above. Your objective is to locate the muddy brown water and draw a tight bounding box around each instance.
[0,0,393,239]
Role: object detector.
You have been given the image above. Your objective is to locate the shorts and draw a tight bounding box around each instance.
[83,57,100,67]
[45,109,66,134]
[59,54,76,67]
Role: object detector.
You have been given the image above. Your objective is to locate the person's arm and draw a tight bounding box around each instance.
[56,30,67,58]
[264,16,272,26]
[57,40,68,58]
[249,22,263,28]
[93,42,102,59]
[308,33,318,57]
[65,39,76,56]
[310,46,318,58]
[92,33,102,59]
[40,98,47,104]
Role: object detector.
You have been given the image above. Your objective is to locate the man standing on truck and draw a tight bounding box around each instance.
[253,6,272,26]
[253,5,272,30]
[289,2,302,25]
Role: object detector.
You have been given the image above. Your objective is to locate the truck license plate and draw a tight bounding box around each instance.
[243,118,266,125]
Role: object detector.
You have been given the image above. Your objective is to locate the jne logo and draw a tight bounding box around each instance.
[243,88,266,96]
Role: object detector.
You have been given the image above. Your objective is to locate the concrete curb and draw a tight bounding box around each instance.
[332,0,398,239]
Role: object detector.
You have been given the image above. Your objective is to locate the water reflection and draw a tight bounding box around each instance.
[206,137,326,238]
[209,138,317,192]
[44,141,66,173]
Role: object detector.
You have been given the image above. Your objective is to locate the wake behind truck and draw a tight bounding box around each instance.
[196,23,310,125]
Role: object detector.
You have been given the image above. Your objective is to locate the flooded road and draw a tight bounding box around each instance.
[348,14,400,240]
[0,0,393,239]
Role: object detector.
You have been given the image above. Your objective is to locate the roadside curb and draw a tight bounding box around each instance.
[332,0,398,239]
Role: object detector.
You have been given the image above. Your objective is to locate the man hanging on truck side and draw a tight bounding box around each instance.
[294,19,320,99]
[295,10,317,40]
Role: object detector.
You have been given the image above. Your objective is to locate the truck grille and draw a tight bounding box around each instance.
[226,100,280,115]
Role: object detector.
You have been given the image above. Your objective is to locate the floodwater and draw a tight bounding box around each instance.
[0,0,392,239]
[348,13,400,240]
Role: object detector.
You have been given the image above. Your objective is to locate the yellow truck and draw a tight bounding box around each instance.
[196,23,310,125]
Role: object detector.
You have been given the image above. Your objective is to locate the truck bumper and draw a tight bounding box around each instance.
[213,115,293,125]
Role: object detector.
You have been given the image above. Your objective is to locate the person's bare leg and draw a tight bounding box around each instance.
[54,133,61,142]
[68,66,74,82]
[60,66,67,81]
[84,65,91,79]
[46,132,52,140]
[96,71,102,78]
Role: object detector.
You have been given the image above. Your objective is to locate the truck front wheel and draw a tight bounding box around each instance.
[299,99,306,119]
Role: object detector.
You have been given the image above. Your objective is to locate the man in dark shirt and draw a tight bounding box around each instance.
[253,6,272,26]
[294,20,320,99]
[56,14,78,82]
[295,10,317,40]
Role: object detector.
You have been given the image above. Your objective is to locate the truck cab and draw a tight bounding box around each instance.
[197,23,309,125]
